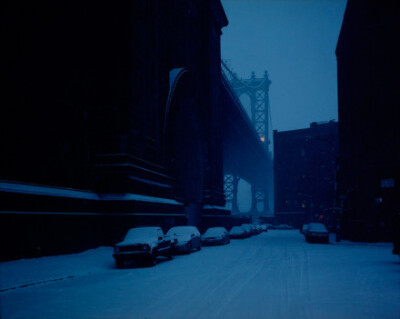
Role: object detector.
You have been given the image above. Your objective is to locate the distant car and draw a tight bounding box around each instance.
[229,226,247,239]
[276,224,294,230]
[166,226,201,254]
[201,227,230,245]
[253,224,262,234]
[241,223,255,236]
[305,223,329,243]
[301,224,309,234]
[113,226,174,267]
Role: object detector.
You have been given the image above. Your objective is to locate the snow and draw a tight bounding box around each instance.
[0,180,182,206]
[1,231,399,319]
[229,226,245,235]
[99,193,182,205]
[0,180,98,200]
[166,226,200,237]
[203,227,228,237]
[308,223,328,232]
[203,205,227,211]
[124,227,159,241]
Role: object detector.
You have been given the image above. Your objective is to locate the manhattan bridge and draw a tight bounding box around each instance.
[221,61,274,218]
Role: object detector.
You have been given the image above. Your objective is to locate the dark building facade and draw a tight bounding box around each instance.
[336,0,400,241]
[274,121,338,229]
[0,1,230,260]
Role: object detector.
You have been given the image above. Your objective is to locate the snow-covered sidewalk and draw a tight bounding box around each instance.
[0,247,114,292]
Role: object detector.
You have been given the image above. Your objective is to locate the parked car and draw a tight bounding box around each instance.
[166,226,201,254]
[264,223,273,230]
[229,226,247,239]
[276,224,294,230]
[253,224,262,234]
[305,223,329,243]
[201,227,230,245]
[241,223,255,236]
[113,226,174,267]
[301,224,309,234]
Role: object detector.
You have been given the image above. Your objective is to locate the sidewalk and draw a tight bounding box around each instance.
[0,246,113,292]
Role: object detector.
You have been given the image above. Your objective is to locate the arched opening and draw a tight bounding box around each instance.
[164,70,207,225]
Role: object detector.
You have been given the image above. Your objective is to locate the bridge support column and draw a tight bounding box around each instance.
[224,174,240,214]
[251,182,268,218]
[232,176,240,214]
[250,183,258,219]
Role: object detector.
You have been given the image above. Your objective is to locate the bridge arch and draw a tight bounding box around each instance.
[164,68,209,225]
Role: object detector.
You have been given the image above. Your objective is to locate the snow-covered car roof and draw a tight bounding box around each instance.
[166,226,199,236]
[229,226,245,234]
[124,227,161,241]
[308,223,328,232]
[241,224,253,231]
[204,227,227,236]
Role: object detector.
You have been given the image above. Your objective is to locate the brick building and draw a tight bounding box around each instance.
[274,121,338,229]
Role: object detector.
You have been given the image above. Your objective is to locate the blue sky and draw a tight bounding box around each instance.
[221,0,347,132]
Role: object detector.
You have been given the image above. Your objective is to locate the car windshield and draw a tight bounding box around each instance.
[124,227,158,241]
[167,227,194,237]
[308,223,327,232]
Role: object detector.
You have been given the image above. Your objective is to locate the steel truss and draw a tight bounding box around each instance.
[222,61,273,216]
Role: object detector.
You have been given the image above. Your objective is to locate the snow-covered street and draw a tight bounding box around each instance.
[1,230,399,319]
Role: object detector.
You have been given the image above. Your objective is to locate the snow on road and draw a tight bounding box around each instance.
[1,231,399,319]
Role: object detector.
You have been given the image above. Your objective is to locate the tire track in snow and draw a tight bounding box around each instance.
[209,245,282,319]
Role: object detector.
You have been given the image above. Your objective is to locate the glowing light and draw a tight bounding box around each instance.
[260,137,265,142]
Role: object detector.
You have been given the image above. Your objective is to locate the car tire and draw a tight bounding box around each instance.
[167,249,174,260]
[149,255,157,266]
[115,259,124,268]
[187,243,192,254]
[197,243,202,251]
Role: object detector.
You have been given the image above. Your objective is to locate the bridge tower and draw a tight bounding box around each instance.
[221,62,273,217]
